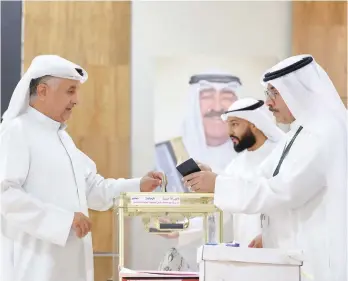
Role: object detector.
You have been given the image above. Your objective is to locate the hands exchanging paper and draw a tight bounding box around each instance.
[141,164,217,194]
[182,171,217,193]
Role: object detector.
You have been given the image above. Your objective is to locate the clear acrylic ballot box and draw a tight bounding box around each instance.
[111,191,223,281]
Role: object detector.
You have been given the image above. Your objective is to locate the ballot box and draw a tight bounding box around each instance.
[111,187,223,281]
[197,244,303,281]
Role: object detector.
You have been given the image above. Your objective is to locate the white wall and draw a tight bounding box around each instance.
[130,0,292,270]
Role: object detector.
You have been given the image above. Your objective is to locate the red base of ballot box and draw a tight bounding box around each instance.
[122,277,199,281]
[119,269,199,281]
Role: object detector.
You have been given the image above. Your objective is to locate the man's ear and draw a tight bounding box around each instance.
[36,83,48,100]
[249,122,258,133]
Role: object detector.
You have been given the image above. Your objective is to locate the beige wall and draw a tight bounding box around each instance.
[292,1,347,106]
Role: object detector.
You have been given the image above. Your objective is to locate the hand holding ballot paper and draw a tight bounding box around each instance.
[177,158,217,193]
[141,171,164,192]
[196,162,212,172]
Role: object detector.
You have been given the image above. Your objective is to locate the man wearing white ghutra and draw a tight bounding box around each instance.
[0,55,163,281]
[158,97,285,272]
[182,55,347,281]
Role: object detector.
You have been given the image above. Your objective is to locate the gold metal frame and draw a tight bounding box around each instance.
[113,191,223,278]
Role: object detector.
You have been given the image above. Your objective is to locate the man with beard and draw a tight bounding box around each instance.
[158,98,284,271]
[182,55,347,281]
[219,97,285,247]
[155,72,241,193]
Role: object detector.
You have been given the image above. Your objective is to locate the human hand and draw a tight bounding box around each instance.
[248,234,263,248]
[196,160,212,172]
[72,212,92,238]
[140,171,163,192]
[182,171,217,193]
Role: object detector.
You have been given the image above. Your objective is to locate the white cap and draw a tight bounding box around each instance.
[1,55,88,129]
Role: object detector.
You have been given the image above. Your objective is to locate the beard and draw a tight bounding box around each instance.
[231,128,256,153]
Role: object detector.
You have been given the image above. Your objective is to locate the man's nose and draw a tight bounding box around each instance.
[212,96,223,111]
[265,96,274,107]
[228,127,235,136]
[72,93,80,106]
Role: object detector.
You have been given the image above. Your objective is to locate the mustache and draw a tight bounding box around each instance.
[229,135,239,141]
[268,106,279,113]
[204,110,225,118]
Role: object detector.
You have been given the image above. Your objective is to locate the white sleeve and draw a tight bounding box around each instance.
[219,159,236,176]
[78,150,140,211]
[0,124,74,247]
[214,139,325,214]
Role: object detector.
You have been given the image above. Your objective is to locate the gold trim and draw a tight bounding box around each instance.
[169,137,189,165]
[114,191,223,275]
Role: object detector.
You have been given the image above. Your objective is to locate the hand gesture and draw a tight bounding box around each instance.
[183,171,217,193]
[140,171,163,192]
[248,234,263,248]
[72,212,92,238]
[196,161,212,172]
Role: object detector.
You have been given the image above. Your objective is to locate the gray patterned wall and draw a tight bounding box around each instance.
[1,1,22,117]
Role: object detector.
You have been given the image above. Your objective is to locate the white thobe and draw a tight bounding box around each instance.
[202,141,237,173]
[214,121,344,281]
[0,107,140,281]
[223,140,278,247]
[174,141,277,269]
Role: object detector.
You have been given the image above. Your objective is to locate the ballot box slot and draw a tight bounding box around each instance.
[159,223,184,229]
[148,227,172,233]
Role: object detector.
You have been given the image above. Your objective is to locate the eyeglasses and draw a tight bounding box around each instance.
[264,89,278,100]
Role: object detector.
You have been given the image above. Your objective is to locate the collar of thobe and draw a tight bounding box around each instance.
[245,138,269,154]
[289,119,301,132]
[27,106,67,131]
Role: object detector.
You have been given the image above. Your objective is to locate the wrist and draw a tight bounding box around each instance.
[123,178,141,192]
